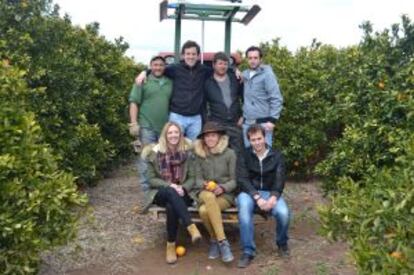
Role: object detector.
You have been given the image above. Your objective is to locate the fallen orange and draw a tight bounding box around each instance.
[176,245,186,257]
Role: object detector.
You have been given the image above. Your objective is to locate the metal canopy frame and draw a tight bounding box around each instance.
[159,0,261,61]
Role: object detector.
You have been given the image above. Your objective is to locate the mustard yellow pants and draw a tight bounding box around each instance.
[198,190,232,241]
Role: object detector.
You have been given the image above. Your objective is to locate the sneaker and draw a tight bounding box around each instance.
[208,240,220,259]
[218,239,234,263]
[237,253,254,268]
[277,244,290,258]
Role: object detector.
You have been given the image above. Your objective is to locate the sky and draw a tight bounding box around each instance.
[54,0,414,64]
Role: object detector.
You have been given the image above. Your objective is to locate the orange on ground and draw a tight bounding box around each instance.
[176,246,186,257]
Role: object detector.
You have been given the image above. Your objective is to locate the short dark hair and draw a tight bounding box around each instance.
[213,52,229,64]
[150,55,166,64]
[181,40,201,55]
[245,46,263,58]
[246,124,266,140]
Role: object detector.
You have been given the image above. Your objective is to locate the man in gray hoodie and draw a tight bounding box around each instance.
[242,46,283,147]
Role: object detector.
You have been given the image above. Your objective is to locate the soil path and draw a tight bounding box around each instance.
[40,164,356,275]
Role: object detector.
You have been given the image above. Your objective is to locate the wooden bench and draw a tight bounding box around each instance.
[149,206,268,224]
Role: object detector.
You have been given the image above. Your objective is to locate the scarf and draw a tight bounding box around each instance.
[157,150,188,184]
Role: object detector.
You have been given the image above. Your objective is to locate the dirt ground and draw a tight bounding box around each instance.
[40,164,356,275]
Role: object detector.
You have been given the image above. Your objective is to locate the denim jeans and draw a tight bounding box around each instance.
[169,112,202,141]
[236,191,290,256]
[136,127,159,192]
[242,123,273,148]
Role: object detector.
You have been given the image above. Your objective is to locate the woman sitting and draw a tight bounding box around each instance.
[194,121,237,263]
[142,121,201,264]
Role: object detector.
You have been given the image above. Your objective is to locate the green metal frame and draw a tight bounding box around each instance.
[159,1,261,60]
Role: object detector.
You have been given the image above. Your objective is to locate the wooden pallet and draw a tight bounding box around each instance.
[148,206,267,224]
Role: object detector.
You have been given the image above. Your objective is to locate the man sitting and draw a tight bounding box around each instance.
[236,124,291,268]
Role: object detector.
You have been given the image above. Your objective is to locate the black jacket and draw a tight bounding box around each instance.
[165,61,212,116]
[204,72,243,125]
[237,147,286,198]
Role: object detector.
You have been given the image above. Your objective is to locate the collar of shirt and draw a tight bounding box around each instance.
[254,148,269,162]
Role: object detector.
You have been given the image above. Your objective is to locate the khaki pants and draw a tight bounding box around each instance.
[198,191,231,241]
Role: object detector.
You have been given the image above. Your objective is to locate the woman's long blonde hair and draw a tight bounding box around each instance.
[157,121,188,153]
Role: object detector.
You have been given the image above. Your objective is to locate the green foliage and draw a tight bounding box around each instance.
[0,64,87,274]
[262,16,414,273]
[0,0,140,184]
[318,136,414,273]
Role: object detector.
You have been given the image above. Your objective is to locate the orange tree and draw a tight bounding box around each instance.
[316,17,414,273]
[0,0,141,184]
[261,16,413,273]
[0,62,87,274]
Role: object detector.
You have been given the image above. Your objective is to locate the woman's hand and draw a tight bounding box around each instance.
[170,183,184,196]
[213,185,224,196]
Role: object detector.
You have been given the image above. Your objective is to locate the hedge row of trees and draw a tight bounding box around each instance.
[266,16,413,273]
[1,1,141,273]
[1,0,413,273]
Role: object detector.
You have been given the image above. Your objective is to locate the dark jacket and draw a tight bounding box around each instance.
[140,139,196,213]
[204,72,243,125]
[237,147,286,198]
[165,61,212,116]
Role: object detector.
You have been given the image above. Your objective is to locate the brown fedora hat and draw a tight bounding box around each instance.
[197,121,226,139]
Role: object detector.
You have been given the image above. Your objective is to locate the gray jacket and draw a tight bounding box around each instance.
[242,65,283,124]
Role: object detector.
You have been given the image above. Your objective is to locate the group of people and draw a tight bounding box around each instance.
[128,40,289,268]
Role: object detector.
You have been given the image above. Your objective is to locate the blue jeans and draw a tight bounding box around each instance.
[236,191,290,256]
[169,112,202,141]
[136,127,159,192]
[242,123,273,148]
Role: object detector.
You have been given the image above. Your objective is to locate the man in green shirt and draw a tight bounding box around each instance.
[128,56,172,191]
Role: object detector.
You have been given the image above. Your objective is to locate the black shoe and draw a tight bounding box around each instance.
[277,244,290,257]
[237,253,254,268]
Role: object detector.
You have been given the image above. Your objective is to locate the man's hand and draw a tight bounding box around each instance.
[263,122,275,132]
[129,122,140,137]
[213,185,224,196]
[237,117,243,127]
[263,196,277,211]
[256,198,268,211]
[235,68,243,82]
[135,71,147,85]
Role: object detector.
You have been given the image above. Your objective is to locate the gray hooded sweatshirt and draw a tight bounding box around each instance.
[242,65,283,124]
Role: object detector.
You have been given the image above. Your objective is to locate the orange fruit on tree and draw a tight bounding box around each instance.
[206,181,217,191]
[378,81,385,89]
[294,160,300,167]
[176,245,186,257]
[390,251,403,260]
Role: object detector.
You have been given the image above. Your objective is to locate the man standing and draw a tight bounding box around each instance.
[136,41,211,140]
[129,56,172,191]
[204,52,244,155]
[242,46,283,147]
[236,124,290,268]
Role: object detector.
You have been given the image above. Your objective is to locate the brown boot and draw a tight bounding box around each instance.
[187,224,202,243]
[166,242,177,264]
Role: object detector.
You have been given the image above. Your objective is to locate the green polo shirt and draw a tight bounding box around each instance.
[128,75,172,134]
